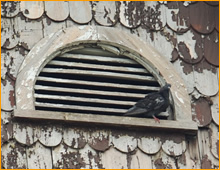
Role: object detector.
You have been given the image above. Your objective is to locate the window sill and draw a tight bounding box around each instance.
[14,109,198,135]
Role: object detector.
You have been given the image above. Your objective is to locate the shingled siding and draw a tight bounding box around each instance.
[1,1,219,169]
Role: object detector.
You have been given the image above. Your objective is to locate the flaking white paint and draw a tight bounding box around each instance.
[177,30,198,60]
[175,91,184,104]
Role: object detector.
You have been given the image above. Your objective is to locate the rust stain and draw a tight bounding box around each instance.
[123,1,144,28]
[3,38,11,48]
[142,3,164,30]
[178,152,186,165]
[189,2,216,34]
[192,24,202,31]
[24,9,29,14]
[9,90,15,108]
[46,17,52,26]
[178,42,192,63]
[56,144,84,169]
[159,133,185,144]
[1,1,19,16]
[87,150,103,168]
[192,97,212,127]
[21,42,29,50]
[3,141,27,169]
[1,113,13,143]
[203,59,217,74]
[89,137,109,151]
[126,152,134,169]
[201,155,212,169]
[204,31,219,66]
[180,59,193,75]
[154,158,167,169]
[76,136,87,149]
[19,46,29,56]
[171,48,179,62]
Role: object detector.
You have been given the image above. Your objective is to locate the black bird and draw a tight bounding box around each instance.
[124,83,171,123]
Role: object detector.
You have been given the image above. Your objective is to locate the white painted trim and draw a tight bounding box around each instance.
[15,26,193,122]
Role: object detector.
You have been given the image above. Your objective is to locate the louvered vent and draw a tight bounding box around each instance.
[34,44,169,119]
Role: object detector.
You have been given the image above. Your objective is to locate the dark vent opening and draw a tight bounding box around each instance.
[38,72,159,86]
[36,80,156,94]
[34,45,170,120]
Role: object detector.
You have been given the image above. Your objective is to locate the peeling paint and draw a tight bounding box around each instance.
[1,1,219,169]
[175,91,184,104]
[201,155,212,169]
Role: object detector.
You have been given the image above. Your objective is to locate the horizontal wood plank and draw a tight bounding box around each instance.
[41,68,156,81]
[69,47,119,57]
[35,102,127,113]
[34,94,135,106]
[60,53,139,64]
[34,85,145,98]
[14,109,198,135]
[37,76,160,91]
[49,60,148,73]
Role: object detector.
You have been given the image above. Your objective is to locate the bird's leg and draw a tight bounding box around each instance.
[153,115,160,123]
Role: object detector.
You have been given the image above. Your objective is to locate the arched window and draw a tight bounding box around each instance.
[14,26,197,134]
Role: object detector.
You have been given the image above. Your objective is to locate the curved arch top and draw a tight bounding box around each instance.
[16,26,192,121]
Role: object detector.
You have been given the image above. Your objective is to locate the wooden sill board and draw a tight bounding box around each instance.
[14,109,198,135]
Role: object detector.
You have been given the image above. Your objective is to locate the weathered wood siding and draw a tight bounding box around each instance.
[1,1,219,169]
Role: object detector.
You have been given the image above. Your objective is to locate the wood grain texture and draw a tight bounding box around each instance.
[26,142,52,169]
[138,137,161,154]
[1,18,19,49]
[100,146,127,169]
[209,123,219,159]
[52,142,78,169]
[45,1,69,21]
[194,68,218,96]
[143,1,166,30]
[20,1,44,19]
[38,124,62,147]
[130,149,152,169]
[119,1,143,28]
[152,150,177,169]
[112,134,137,152]
[1,1,20,17]
[166,1,190,32]
[162,139,186,156]
[93,1,118,26]
[1,111,13,143]
[88,130,111,151]
[211,94,219,125]
[189,2,215,34]
[69,1,92,24]
[14,122,38,146]
[1,80,14,111]
[63,127,87,149]
[2,140,27,169]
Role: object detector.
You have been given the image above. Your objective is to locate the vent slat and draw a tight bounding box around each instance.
[35,85,145,98]
[35,102,127,113]
[37,77,160,91]
[49,60,148,74]
[61,53,138,65]
[70,47,119,57]
[34,45,167,118]
[41,68,156,82]
[34,94,135,106]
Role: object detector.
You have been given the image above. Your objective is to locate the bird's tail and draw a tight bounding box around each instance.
[124,106,146,116]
